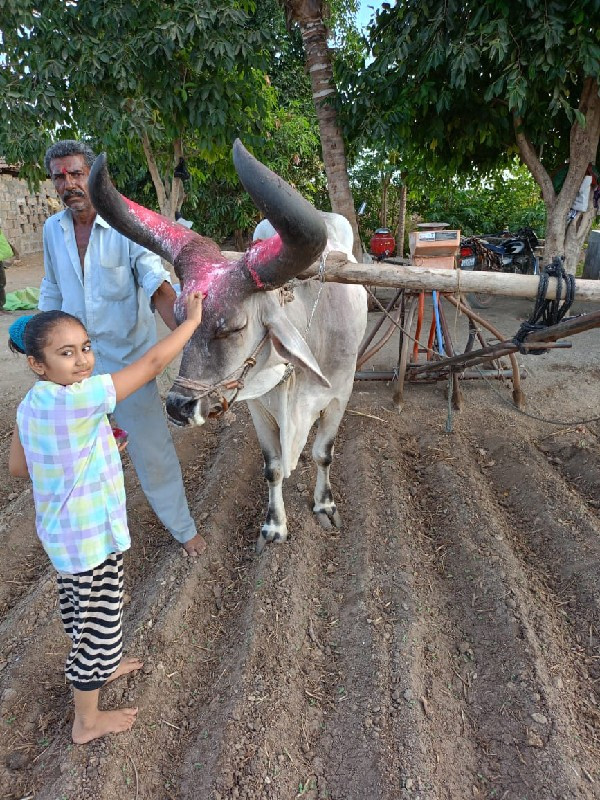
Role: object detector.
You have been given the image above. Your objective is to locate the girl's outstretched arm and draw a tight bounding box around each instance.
[111,292,204,403]
[9,425,29,478]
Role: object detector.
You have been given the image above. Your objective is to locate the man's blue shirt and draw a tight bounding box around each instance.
[40,209,171,373]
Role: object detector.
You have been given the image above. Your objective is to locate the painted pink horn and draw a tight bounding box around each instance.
[233,139,327,288]
[88,153,221,270]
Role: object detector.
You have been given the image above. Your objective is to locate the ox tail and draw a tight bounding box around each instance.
[233,139,327,290]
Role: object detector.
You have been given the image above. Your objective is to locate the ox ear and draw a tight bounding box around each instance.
[265,311,330,388]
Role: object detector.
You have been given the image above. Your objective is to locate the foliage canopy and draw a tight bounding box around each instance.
[1,0,273,185]
[354,0,600,175]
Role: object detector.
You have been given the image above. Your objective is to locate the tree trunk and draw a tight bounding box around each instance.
[396,182,407,258]
[515,77,600,274]
[140,131,184,220]
[286,3,361,260]
[380,172,389,227]
[564,203,597,273]
[234,228,244,251]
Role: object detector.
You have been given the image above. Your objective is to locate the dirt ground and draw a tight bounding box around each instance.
[2,254,600,800]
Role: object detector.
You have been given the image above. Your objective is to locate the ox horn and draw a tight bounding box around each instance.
[233,139,327,289]
[88,153,203,266]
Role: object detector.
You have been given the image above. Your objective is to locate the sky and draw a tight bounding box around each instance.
[356,0,384,31]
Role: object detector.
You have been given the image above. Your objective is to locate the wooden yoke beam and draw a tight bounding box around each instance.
[221,250,600,302]
[299,252,600,303]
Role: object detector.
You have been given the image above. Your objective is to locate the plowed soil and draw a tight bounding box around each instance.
[2,256,600,800]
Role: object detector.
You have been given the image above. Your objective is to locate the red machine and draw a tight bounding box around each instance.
[369,227,396,260]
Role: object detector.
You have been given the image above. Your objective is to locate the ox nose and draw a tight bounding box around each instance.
[166,393,205,426]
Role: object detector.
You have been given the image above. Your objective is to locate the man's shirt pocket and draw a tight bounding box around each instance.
[99,263,132,300]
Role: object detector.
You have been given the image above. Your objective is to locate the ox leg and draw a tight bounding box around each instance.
[257,451,288,553]
[312,401,344,530]
[247,401,288,554]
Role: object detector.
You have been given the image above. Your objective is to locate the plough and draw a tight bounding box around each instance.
[297,253,600,411]
[223,249,600,411]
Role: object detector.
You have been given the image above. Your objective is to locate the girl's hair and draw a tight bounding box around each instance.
[8,311,87,361]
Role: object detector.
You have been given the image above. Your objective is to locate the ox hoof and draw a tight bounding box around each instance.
[314,507,342,531]
[256,526,288,554]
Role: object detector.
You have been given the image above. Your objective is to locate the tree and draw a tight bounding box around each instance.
[279,0,363,258]
[354,0,600,272]
[0,0,274,218]
[348,148,407,253]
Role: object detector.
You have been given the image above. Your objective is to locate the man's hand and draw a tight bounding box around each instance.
[152,281,178,330]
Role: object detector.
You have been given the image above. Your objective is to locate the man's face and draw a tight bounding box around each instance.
[49,154,93,215]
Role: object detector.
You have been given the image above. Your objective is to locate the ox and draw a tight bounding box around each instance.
[89,140,367,553]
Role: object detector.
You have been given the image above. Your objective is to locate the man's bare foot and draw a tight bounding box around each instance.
[182,533,207,558]
[105,657,144,684]
[72,707,138,744]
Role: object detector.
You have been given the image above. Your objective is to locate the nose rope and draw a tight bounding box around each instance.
[171,332,270,414]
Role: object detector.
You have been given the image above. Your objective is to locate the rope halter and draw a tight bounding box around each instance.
[170,332,270,417]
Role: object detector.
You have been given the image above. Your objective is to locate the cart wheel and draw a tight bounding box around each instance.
[466,292,496,309]
[393,294,419,412]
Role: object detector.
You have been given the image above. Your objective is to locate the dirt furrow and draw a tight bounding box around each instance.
[189,514,330,799]
[412,418,598,797]
[319,408,492,800]
[478,428,600,770]
[303,419,428,800]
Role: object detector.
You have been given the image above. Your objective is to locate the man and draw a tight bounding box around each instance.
[40,139,205,557]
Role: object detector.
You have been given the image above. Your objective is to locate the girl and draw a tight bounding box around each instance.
[8,293,204,744]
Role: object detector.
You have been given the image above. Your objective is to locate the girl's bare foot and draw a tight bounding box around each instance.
[105,657,144,684]
[72,707,138,744]
[182,533,207,557]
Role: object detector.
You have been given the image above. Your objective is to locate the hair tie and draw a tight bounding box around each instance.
[9,314,36,353]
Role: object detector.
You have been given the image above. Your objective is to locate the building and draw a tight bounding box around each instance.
[0,158,59,257]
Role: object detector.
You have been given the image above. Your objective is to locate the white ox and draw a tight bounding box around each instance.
[88,140,367,552]
[248,213,367,549]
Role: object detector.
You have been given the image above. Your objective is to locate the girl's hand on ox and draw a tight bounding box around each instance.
[186,292,204,326]
[111,291,205,404]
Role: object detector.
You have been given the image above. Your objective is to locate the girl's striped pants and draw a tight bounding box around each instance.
[57,553,124,690]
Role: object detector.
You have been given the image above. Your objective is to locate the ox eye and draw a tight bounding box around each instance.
[214,323,246,340]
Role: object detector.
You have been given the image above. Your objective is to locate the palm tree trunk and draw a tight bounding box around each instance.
[380,171,390,227]
[286,4,361,259]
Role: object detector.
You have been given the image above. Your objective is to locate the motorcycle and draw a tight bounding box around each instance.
[459,227,539,308]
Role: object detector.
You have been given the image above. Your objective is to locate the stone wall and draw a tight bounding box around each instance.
[0,173,59,257]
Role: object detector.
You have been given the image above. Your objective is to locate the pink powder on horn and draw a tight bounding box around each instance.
[123,197,193,257]
[244,235,283,288]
